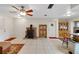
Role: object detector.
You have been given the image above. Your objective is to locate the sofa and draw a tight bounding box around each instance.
[0,41,11,54]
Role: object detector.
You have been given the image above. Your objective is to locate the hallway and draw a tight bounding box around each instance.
[11,38,69,54]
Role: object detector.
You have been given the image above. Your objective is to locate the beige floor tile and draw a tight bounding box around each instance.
[11,38,72,54]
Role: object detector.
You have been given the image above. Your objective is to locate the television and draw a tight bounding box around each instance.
[75,30,79,33]
[75,22,79,27]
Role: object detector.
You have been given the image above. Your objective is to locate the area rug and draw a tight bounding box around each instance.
[3,44,24,54]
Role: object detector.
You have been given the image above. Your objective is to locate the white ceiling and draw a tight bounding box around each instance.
[0,4,79,19]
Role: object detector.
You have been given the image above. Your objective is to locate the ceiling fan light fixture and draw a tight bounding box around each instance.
[17,14,22,18]
[20,11,26,16]
[11,5,33,16]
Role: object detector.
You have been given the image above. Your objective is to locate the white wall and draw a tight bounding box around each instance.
[4,17,14,34]
[0,15,75,40]
[48,19,58,38]
[0,16,4,34]
[0,16,14,34]
[69,21,74,34]
[0,16,14,41]
[14,18,58,39]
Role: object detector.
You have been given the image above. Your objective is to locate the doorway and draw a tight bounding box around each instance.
[39,24,47,38]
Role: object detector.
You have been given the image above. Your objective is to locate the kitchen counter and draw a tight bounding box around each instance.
[70,33,79,42]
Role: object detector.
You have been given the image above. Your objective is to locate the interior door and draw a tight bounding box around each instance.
[39,25,47,38]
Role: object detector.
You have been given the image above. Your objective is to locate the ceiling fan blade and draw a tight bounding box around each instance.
[12,6,20,11]
[26,12,33,16]
[26,9,33,12]
[27,14,33,16]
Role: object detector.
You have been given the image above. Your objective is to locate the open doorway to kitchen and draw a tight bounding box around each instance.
[39,24,47,38]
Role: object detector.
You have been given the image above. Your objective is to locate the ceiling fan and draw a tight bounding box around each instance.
[10,5,33,16]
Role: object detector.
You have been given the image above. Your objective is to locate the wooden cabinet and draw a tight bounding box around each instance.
[58,21,70,38]
[39,25,47,38]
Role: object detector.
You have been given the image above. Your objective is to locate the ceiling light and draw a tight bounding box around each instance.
[64,10,72,16]
[66,14,71,16]
[17,14,21,17]
[63,13,71,17]
[17,14,23,18]
[20,11,26,16]
[67,11,71,14]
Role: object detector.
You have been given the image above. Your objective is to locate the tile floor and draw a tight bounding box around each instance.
[11,38,73,54]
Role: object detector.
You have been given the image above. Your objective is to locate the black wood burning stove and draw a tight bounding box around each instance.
[25,24,34,39]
